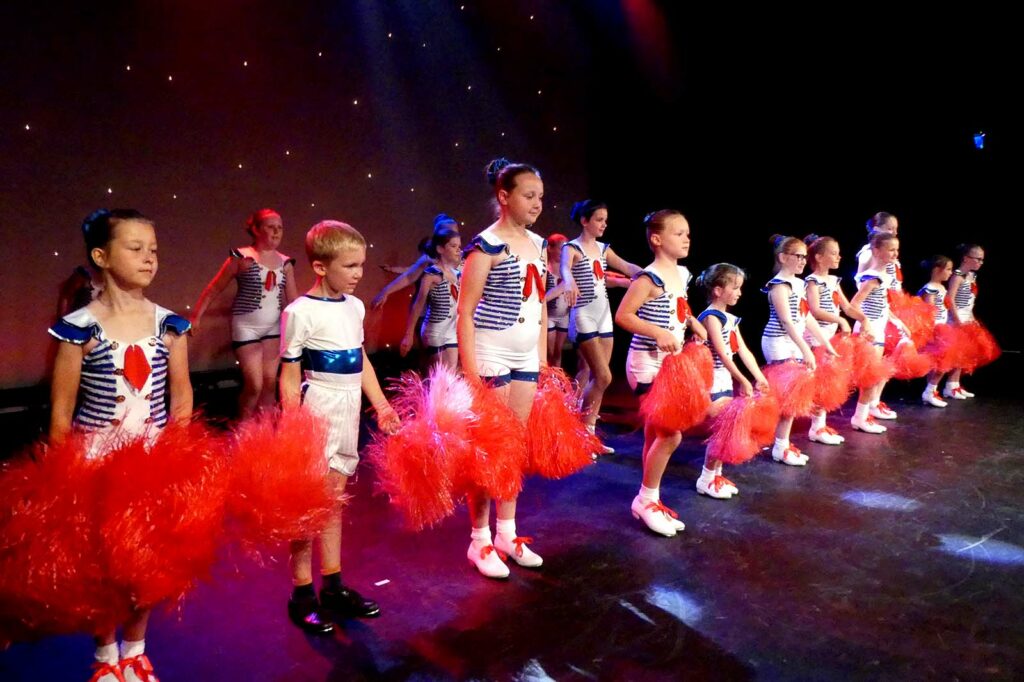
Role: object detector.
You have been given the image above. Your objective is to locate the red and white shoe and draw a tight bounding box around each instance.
[467,542,510,579]
[808,426,844,445]
[922,390,948,408]
[943,386,973,399]
[631,496,681,536]
[851,415,887,433]
[771,444,808,466]
[120,655,159,682]
[869,402,898,420]
[89,662,126,682]
[494,533,543,568]
[696,473,735,499]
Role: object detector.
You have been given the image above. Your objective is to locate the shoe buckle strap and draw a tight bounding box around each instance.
[645,500,679,519]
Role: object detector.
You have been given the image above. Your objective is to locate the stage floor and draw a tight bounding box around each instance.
[3,393,1023,681]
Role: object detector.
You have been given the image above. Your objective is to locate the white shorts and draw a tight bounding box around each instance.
[569,297,613,343]
[710,367,733,396]
[854,317,888,347]
[548,313,569,333]
[232,317,281,347]
[421,317,457,350]
[302,382,361,476]
[761,334,801,363]
[805,323,837,347]
[626,348,666,393]
[475,337,540,384]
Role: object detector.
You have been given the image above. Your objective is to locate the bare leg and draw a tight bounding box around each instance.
[234,342,264,419]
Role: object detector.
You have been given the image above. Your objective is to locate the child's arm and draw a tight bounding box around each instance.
[371,254,432,310]
[401,272,436,356]
[769,284,817,369]
[559,244,581,307]
[605,248,643,279]
[279,362,302,410]
[807,280,850,333]
[544,279,568,302]
[537,295,549,367]
[165,333,193,423]
[804,315,838,355]
[604,273,632,289]
[361,350,400,434]
[687,313,708,341]
[278,307,307,410]
[836,286,869,335]
[283,259,299,306]
[848,278,881,342]
[614,277,680,352]
[49,342,83,445]
[946,273,965,326]
[734,328,770,391]
[457,250,493,378]
[704,314,753,396]
[192,256,240,332]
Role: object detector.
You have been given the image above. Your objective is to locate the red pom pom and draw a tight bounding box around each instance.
[639,342,713,433]
[749,392,781,446]
[889,290,937,348]
[889,340,934,380]
[228,409,341,549]
[99,422,228,609]
[961,321,1001,371]
[526,367,599,478]
[812,340,855,412]
[849,334,893,390]
[923,324,973,374]
[706,394,778,465]
[368,367,473,530]
[462,380,527,501]
[762,361,817,417]
[0,436,130,640]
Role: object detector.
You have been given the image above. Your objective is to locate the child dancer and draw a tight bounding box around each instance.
[943,243,987,398]
[457,158,548,578]
[849,231,901,431]
[561,200,642,453]
[192,209,297,418]
[695,264,769,498]
[803,234,869,442]
[544,233,571,367]
[400,227,461,370]
[856,211,902,291]
[761,235,836,465]
[919,255,953,406]
[371,214,460,309]
[279,221,400,632]
[49,209,193,682]
[615,210,707,537]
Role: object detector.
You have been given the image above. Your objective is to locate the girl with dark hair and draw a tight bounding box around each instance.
[400,227,462,370]
[942,244,986,398]
[919,255,954,406]
[371,214,461,309]
[856,212,903,290]
[544,233,572,367]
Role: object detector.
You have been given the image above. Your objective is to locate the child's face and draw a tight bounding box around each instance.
[252,214,284,249]
[717,275,744,306]
[581,208,608,238]
[657,215,690,259]
[881,217,899,235]
[319,245,366,296]
[94,220,158,288]
[935,261,953,282]
[547,241,564,262]
[500,174,544,226]
[963,248,985,272]
[819,241,841,270]
[780,245,808,275]
[875,238,899,265]
[439,236,462,265]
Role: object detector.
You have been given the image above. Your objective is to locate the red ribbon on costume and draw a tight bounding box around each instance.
[123,344,151,393]
[593,260,605,280]
[799,298,809,317]
[522,264,545,301]
[943,295,954,311]
[676,297,691,323]
[832,291,842,309]
[970,282,978,296]
[264,270,277,292]
[729,330,740,353]
[895,265,904,282]
[450,283,459,301]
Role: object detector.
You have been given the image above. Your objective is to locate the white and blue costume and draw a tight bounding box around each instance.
[467,227,547,386]
[280,294,365,476]
[420,264,460,352]
[804,273,842,344]
[918,283,949,324]
[853,269,894,345]
[48,305,191,458]
[625,265,691,394]
[761,275,809,362]
[698,308,741,400]
[856,244,903,292]
[950,270,977,323]
[231,247,294,347]
[564,239,613,343]
[546,270,570,333]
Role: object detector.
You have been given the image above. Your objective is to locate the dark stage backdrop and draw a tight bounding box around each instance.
[1,2,1018,389]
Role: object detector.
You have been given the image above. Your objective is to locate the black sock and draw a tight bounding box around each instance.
[292,583,316,601]
[322,572,343,592]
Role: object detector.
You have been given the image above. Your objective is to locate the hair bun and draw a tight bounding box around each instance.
[803,233,820,246]
[485,158,511,186]
[82,209,111,237]
[769,233,786,248]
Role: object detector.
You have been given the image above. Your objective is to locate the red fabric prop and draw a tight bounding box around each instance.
[750,392,781,446]
[0,436,130,641]
[923,324,973,374]
[849,334,893,390]
[368,366,473,530]
[639,342,713,433]
[705,393,780,465]
[812,341,855,412]
[889,340,934,380]
[962,321,1002,372]
[99,422,227,609]
[463,379,528,501]
[526,367,599,478]
[888,289,936,348]
[762,361,817,418]
[228,408,340,548]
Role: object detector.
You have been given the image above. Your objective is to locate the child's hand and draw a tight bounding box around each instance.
[738,377,754,397]
[399,333,414,357]
[375,404,401,435]
[371,291,388,310]
[802,349,818,371]
[564,281,580,307]
[860,330,874,343]
[838,318,851,334]
[754,377,770,393]
[654,329,681,353]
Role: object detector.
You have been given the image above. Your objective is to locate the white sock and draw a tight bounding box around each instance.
[810,412,826,431]
[698,466,716,481]
[947,381,960,390]
[774,437,789,451]
[638,484,659,502]
[870,399,879,408]
[95,643,118,666]
[715,462,725,477]
[470,525,492,546]
[854,402,871,421]
[120,639,145,659]
[924,382,939,395]
[495,518,516,540]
